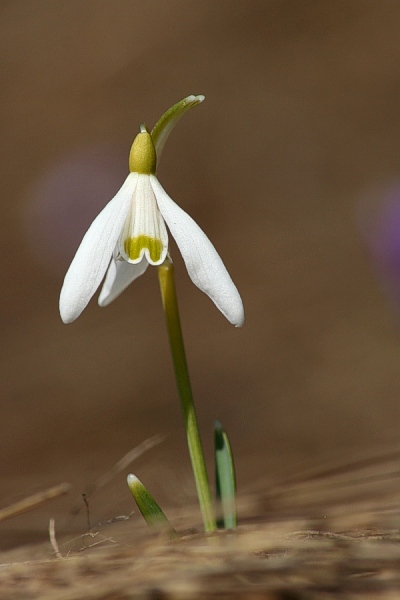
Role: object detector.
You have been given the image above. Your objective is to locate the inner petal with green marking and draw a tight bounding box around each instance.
[119,173,168,265]
[124,235,164,263]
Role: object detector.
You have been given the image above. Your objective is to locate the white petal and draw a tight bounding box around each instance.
[151,176,244,327]
[59,173,137,323]
[98,254,149,307]
[118,174,168,266]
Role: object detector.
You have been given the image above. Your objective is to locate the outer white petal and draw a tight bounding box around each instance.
[98,254,149,307]
[151,176,244,327]
[59,173,137,323]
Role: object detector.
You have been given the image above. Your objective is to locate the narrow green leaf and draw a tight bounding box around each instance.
[127,474,176,536]
[214,421,237,529]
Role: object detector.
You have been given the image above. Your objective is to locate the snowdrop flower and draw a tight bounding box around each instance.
[59,95,244,327]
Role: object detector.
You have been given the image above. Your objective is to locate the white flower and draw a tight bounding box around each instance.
[59,95,244,327]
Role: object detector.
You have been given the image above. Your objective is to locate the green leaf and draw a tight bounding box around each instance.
[127,474,176,536]
[214,421,237,529]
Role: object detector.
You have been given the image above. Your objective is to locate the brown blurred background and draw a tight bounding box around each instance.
[2,0,400,550]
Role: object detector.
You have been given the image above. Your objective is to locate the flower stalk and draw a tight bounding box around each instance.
[158,257,216,532]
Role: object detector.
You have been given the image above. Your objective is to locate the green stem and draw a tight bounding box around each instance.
[158,258,216,532]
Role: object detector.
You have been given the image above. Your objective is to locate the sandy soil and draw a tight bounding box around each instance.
[3,450,400,598]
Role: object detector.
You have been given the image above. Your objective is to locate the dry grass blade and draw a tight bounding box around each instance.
[86,434,164,495]
[0,483,71,523]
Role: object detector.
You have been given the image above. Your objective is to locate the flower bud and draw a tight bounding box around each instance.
[129,126,157,174]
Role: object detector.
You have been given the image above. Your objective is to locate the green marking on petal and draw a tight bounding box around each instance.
[124,235,163,263]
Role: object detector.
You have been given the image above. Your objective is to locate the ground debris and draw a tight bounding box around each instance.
[1,520,400,599]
